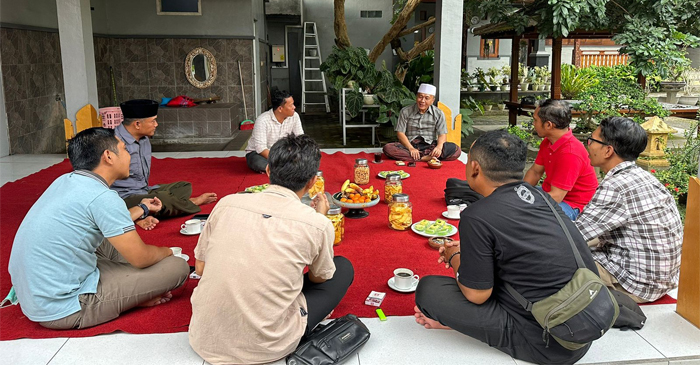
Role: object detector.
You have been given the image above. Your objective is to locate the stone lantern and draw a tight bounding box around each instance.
[637,116,677,169]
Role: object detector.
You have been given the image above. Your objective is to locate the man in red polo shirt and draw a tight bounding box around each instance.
[524,99,598,220]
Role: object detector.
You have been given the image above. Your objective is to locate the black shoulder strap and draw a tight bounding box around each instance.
[504,187,585,312]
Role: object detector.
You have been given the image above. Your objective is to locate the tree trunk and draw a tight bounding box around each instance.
[368,0,422,63]
[333,0,352,49]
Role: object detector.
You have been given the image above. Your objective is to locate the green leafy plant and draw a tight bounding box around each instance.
[560,64,598,99]
[573,65,670,132]
[506,119,541,148]
[320,46,377,93]
[402,51,434,94]
[652,118,700,203]
[460,96,484,137]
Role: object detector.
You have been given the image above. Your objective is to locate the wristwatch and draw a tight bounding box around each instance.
[137,203,149,220]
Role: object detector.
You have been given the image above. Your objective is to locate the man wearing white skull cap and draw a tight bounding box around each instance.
[382,83,461,161]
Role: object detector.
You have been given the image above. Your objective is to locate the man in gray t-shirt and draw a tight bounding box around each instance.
[382,83,461,162]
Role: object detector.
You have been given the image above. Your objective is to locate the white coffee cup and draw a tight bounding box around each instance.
[393,268,419,290]
[447,205,461,218]
[181,219,201,234]
[170,247,182,256]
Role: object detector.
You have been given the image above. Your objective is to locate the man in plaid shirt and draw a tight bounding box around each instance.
[575,117,683,303]
[382,84,461,162]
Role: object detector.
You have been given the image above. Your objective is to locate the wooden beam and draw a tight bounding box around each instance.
[677,176,700,329]
[509,36,521,126]
[552,37,562,100]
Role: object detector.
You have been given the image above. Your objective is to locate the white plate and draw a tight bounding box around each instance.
[180,228,201,236]
[387,277,419,293]
[442,211,460,220]
[377,171,410,179]
[176,254,189,261]
[411,220,458,238]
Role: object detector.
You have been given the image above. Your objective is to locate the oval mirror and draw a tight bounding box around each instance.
[185,47,217,88]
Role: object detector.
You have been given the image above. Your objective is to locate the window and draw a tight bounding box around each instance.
[157,0,201,16]
[360,10,382,18]
[480,38,499,59]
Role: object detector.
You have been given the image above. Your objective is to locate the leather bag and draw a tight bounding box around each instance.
[286,314,370,365]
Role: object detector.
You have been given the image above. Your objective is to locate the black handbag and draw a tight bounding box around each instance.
[286,314,371,365]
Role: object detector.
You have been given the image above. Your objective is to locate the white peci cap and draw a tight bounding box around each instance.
[417,83,436,96]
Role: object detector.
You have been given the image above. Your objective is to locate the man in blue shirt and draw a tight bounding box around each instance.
[111,99,217,229]
[8,127,189,329]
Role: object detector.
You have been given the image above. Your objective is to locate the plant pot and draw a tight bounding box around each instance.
[499,85,508,91]
[484,105,493,111]
[659,81,687,92]
[678,96,699,106]
[520,83,530,91]
[497,103,506,111]
[309,49,318,57]
[346,80,356,89]
[469,86,480,92]
[363,94,376,105]
[544,84,551,91]
[536,85,545,91]
[489,85,499,91]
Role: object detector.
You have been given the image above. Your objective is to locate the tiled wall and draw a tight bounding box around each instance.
[0,28,66,154]
[94,37,255,122]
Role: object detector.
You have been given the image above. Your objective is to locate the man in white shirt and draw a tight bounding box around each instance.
[245,89,304,172]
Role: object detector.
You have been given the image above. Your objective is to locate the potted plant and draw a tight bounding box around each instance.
[651,119,699,206]
[473,68,488,91]
[500,65,511,91]
[497,101,507,111]
[518,64,530,91]
[561,64,598,100]
[487,67,501,91]
[460,96,484,137]
[483,100,494,111]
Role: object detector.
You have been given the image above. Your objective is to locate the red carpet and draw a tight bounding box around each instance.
[0,153,677,340]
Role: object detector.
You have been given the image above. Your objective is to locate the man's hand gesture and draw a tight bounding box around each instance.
[437,240,460,269]
[141,197,163,213]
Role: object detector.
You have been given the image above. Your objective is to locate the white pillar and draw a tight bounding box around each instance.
[0,54,9,157]
[56,0,98,123]
[433,0,463,127]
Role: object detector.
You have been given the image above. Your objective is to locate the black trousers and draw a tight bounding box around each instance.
[415,276,590,365]
[246,151,268,173]
[302,256,354,336]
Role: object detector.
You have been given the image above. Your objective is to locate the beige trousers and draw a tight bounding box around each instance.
[39,240,189,330]
[595,261,649,304]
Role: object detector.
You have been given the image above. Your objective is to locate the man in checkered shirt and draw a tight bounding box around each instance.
[246,89,304,173]
[382,83,461,162]
[575,117,683,303]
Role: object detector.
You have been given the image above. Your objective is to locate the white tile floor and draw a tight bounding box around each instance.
[1,152,698,365]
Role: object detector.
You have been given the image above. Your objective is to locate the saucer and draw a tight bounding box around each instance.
[387,277,419,293]
[176,254,189,261]
[180,228,201,236]
[442,211,460,220]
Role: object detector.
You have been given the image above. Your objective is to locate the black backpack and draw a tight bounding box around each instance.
[444,178,483,206]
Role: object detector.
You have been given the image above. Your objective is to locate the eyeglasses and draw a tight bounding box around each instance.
[586,137,609,146]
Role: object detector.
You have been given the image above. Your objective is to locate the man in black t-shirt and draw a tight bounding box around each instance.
[414,130,598,364]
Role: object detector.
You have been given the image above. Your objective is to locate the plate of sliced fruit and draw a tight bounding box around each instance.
[411,219,457,238]
[244,183,269,193]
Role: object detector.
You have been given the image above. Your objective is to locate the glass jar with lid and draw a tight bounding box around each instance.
[354,158,370,185]
[326,206,345,245]
[388,193,412,231]
[310,171,325,197]
[384,173,403,204]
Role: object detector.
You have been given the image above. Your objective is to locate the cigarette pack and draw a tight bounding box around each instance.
[365,291,386,307]
[395,161,406,166]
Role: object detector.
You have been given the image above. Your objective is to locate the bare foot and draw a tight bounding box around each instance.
[139,292,173,307]
[414,306,451,330]
[136,216,159,230]
[190,192,217,206]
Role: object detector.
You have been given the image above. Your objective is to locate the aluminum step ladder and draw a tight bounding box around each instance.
[301,22,330,113]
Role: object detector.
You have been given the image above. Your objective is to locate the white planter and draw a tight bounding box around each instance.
[363,94,376,105]
[500,85,509,91]
[469,86,480,92]
[678,96,699,106]
[484,105,493,111]
[497,104,506,111]
[520,83,530,91]
[544,85,551,91]
[309,49,318,57]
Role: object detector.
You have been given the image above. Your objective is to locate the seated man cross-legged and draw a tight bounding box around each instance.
[382,83,461,162]
[414,130,597,364]
[189,134,354,365]
[575,117,683,303]
[8,127,189,330]
[245,89,304,173]
[111,99,217,229]
[524,99,598,220]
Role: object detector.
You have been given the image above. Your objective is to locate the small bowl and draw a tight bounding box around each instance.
[427,161,442,169]
[428,236,454,249]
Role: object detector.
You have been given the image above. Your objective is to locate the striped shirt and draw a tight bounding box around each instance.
[575,161,683,301]
[246,110,304,153]
[394,104,447,144]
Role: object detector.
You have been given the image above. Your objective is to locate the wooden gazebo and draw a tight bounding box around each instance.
[473,22,617,126]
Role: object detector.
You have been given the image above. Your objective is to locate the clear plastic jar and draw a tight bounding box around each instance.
[310,171,324,197]
[388,193,412,231]
[326,206,345,245]
[384,174,403,204]
[354,158,370,185]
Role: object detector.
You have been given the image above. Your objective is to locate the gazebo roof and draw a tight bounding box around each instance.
[473,20,616,40]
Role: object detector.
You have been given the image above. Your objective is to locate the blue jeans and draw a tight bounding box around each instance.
[559,201,580,221]
[535,187,580,221]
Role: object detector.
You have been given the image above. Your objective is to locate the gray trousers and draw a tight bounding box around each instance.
[415,276,590,365]
[39,240,189,330]
[246,151,268,173]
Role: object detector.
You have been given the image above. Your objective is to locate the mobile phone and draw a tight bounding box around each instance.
[192,214,210,221]
[407,161,416,167]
